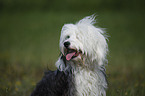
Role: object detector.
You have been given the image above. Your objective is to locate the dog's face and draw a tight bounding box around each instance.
[60,24,83,61]
[59,16,108,66]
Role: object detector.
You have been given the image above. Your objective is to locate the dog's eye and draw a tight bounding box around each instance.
[66,35,70,39]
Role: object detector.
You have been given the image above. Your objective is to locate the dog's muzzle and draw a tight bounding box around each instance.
[63,41,82,61]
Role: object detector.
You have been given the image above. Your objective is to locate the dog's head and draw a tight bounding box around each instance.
[59,15,108,68]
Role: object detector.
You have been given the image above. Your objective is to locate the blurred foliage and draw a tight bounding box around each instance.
[0,0,145,96]
[0,0,145,12]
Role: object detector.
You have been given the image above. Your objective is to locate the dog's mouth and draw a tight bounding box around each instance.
[64,48,82,61]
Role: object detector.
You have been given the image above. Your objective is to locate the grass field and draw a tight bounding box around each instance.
[0,10,145,96]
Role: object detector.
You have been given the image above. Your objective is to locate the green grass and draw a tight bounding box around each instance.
[0,10,145,96]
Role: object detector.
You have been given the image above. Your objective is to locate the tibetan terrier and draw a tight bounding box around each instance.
[31,15,108,96]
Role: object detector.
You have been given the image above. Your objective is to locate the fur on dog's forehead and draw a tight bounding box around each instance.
[60,24,77,40]
[60,22,105,47]
[60,18,104,40]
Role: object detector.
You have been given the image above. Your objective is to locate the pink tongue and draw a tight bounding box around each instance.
[66,52,76,61]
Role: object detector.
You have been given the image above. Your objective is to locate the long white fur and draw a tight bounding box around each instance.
[56,15,108,96]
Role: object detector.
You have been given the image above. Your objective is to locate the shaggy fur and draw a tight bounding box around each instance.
[31,15,108,96]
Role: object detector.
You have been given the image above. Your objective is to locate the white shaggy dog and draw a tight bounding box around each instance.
[31,15,108,96]
[56,15,108,96]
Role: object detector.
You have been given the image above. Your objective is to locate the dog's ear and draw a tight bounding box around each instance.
[82,26,108,66]
[93,28,108,66]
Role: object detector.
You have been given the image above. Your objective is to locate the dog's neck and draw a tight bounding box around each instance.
[56,55,107,96]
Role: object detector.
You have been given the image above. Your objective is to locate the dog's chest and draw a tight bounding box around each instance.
[73,69,99,96]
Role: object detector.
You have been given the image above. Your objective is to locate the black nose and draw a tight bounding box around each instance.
[64,41,70,48]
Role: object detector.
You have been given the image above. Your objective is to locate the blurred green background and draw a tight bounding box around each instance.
[0,0,145,96]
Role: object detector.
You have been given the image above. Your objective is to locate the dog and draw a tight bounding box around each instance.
[31,15,108,96]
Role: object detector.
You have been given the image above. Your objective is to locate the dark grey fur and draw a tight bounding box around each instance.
[30,56,76,96]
